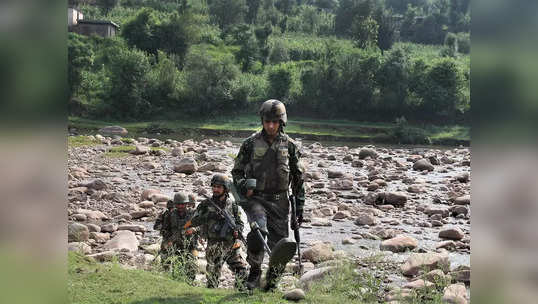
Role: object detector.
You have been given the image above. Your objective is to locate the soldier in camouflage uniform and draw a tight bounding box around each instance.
[160,192,198,281]
[154,199,174,232]
[232,99,305,291]
[185,174,248,290]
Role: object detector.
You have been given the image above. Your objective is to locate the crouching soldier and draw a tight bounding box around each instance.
[185,174,248,290]
[161,192,198,281]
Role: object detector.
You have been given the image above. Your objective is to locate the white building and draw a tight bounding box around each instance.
[68,8,83,27]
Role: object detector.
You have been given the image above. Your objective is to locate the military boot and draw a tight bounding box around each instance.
[246,266,261,290]
[263,266,278,292]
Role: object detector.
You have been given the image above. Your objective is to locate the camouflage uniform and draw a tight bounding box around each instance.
[232,100,306,289]
[190,195,248,289]
[160,194,198,281]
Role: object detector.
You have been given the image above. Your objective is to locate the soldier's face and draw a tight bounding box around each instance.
[263,119,280,136]
[212,184,225,197]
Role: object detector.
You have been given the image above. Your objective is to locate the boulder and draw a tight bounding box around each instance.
[76,209,108,220]
[439,226,464,240]
[68,223,89,242]
[413,159,434,171]
[378,192,407,207]
[359,148,378,159]
[117,224,146,233]
[101,223,118,233]
[103,230,139,252]
[171,147,184,157]
[354,213,377,226]
[302,242,334,263]
[173,157,198,174]
[141,189,160,201]
[380,235,418,253]
[68,242,91,254]
[327,170,344,178]
[283,289,306,301]
[454,195,470,205]
[442,283,468,304]
[401,253,450,277]
[90,232,111,242]
[98,126,128,136]
[299,266,336,289]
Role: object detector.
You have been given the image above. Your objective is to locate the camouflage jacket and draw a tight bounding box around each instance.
[190,196,243,242]
[232,130,305,212]
[162,208,196,247]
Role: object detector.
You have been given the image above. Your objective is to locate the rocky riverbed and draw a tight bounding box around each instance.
[68,129,470,303]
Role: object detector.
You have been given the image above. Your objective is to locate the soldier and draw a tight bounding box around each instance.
[185,174,248,290]
[154,199,174,232]
[232,99,305,291]
[161,192,198,281]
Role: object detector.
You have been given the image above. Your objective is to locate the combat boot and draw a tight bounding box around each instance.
[246,266,261,290]
[263,266,278,292]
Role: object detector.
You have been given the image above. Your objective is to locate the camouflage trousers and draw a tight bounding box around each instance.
[205,239,248,289]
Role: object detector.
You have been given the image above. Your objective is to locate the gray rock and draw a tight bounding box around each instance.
[413,159,434,171]
[283,288,306,301]
[450,265,470,284]
[72,214,87,221]
[333,211,350,220]
[327,170,344,178]
[359,148,378,159]
[455,172,470,183]
[380,235,418,253]
[130,210,151,219]
[98,126,128,136]
[68,242,91,254]
[378,192,407,207]
[86,223,101,232]
[442,283,468,304]
[117,224,146,233]
[299,266,336,289]
[90,232,111,242]
[401,253,450,277]
[173,157,198,174]
[132,145,150,155]
[68,223,89,242]
[302,242,334,263]
[439,226,464,240]
[171,147,184,157]
[101,223,118,233]
[103,230,139,252]
[141,188,160,201]
[355,213,377,226]
[454,195,470,205]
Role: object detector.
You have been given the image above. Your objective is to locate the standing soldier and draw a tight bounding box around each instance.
[232,99,305,291]
[161,192,198,281]
[185,174,248,290]
[154,199,174,233]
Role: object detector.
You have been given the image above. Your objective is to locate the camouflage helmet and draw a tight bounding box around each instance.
[173,192,189,204]
[210,174,230,191]
[259,99,287,126]
[166,200,174,209]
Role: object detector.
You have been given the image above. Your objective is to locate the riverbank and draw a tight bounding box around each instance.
[68,116,470,146]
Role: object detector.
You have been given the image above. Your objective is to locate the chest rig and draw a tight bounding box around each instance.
[206,198,236,241]
[248,132,290,193]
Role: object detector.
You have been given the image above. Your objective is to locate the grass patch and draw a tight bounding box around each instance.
[69,116,469,145]
[68,135,100,147]
[72,252,449,304]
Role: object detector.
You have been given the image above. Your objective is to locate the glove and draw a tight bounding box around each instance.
[185,227,197,235]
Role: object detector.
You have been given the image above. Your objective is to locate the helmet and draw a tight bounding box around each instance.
[210,174,230,191]
[259,99,287,126]
[166,200,174,209]
[173,192,189,204]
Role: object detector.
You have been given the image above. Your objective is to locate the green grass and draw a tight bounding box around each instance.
[68,252,450,304]
[68,135,100,147]
[69,115,469,144]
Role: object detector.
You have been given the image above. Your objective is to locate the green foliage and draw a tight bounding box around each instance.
[68,135,100,147]
[209,0,248,30]
[286,5,335,36]
[105,46,152,119]
[96,0,119,15]
[267,64,293,100]
[351,15,378,49]
[68,33,94,96]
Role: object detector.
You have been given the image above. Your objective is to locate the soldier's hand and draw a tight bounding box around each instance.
[166,241,172,248]
[233,230,239,239]
[185,228,196,235]
[246,189,254,197]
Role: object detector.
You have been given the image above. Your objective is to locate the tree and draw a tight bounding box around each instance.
[374,7,395,54]
[268,65,292,100]
[376,48,409,117]
[68,33,94,97]
[156,11,198,65]
[246,0,262,24]
[106,47,151,119]
[97,0,119,16]
[209,0,248,30]
[121,8,159,57]
[351,15,378,49]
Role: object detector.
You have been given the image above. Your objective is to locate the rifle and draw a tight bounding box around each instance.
[207,199,248,246]
[290,194,303,275]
